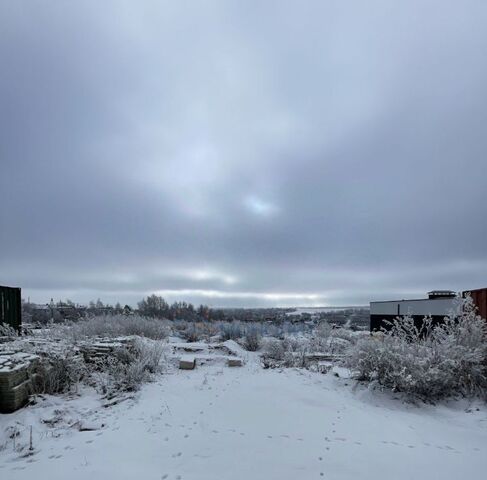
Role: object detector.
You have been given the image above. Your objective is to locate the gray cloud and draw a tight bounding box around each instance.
[1,1,487,307]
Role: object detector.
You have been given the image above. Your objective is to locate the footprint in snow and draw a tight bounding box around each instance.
[172,452,182,458]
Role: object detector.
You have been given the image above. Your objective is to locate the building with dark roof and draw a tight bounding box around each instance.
[370,288,487,332]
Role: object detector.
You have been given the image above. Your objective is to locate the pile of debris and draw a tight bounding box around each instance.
[174,340,245,370]
[79,338,135,363]
[0,352,40,413]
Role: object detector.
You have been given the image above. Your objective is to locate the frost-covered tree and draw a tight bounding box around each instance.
[137,295,169,318]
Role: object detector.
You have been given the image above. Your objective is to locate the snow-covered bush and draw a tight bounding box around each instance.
[309,323,353,355]
[179,322,204,342]
[176,321,219,342]
[243,325,261,351]
[93,339,166,395]
[48,314,170,341]
[133,338,166,374]
[0,323,19,338]
[32,354,86,395]
[282,336,308,353]
[262,338,286,360]
[218,321,243,341]
[261,336,313,367]
[346,295,487,401]
[310,321,332,352]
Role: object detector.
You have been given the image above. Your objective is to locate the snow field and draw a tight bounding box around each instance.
[1,354,486,480]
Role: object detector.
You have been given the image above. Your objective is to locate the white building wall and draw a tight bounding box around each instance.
[370,298,456,316]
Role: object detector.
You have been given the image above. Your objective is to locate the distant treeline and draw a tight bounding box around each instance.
[21,294,369,329]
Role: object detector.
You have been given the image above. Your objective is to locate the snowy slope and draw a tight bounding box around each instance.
[1,357,486,479]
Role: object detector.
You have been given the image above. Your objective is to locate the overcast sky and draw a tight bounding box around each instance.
[1,1,487,307]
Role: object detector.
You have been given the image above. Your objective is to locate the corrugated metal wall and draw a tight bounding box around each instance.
[0,285,21,331]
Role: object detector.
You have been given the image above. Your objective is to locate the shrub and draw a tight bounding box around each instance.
[93,339,166,396]
[262,338,286,360]
[32,355,86,395]
[133,338,166,374]
[243,326,261,351]
[47,314,170,341]
[346,295,487,401]
[310,321,332,352]
[218,322,243,341]
[180,322,203,342]
[0,323,19,338]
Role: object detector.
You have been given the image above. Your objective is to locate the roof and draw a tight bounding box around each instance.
[370,298,453,304]
[427,290,456,296]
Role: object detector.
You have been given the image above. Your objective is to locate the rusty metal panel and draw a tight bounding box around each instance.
[463,288,487,321]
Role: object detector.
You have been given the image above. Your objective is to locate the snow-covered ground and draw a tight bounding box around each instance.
[1,352,486,479]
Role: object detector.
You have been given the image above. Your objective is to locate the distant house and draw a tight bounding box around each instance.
[370,289,487,332]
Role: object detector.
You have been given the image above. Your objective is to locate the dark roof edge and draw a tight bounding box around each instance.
[370,297,456,304]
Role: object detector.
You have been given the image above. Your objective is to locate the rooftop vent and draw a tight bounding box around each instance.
[427,290,456,299]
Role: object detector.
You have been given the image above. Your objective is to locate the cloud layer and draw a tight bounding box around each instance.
[1,1,487,306]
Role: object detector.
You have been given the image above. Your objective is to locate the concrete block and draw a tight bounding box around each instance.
[227,357,243,367]
[179,356,196,370]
